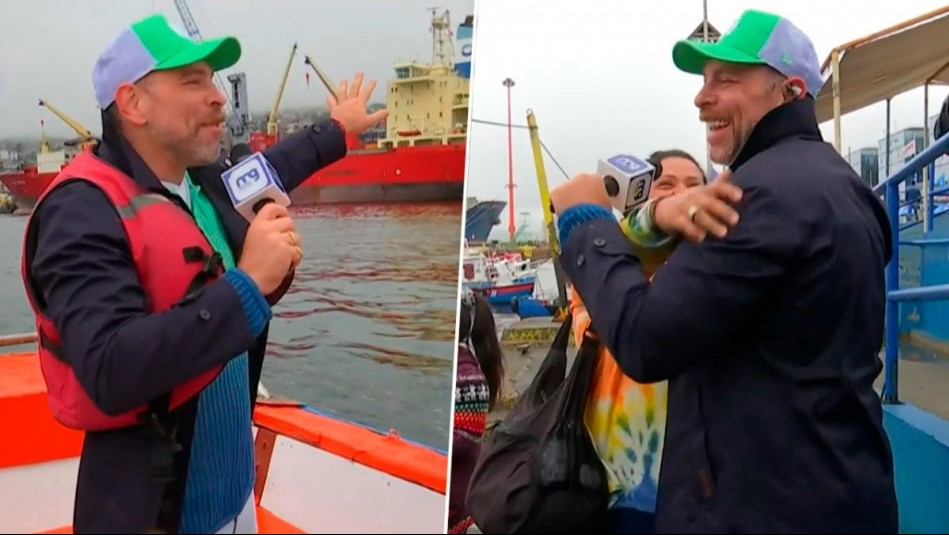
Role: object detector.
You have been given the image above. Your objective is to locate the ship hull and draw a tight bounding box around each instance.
[291,180,464,205]
[0,171,55,216]
[293,143,466,205]
[0,143,467,214]
[464,200,506,243]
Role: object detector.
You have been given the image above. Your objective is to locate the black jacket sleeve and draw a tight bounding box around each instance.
[559,183,799,383]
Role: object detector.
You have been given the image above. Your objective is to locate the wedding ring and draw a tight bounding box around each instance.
[287,231,299,247]
[687,205,700,222]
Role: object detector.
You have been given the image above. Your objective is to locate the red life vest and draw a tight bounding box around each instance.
[20,150,225,432]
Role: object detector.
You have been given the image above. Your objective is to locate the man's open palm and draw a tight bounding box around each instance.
[327,72,390,135]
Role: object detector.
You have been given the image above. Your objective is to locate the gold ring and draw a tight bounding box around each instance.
[287,231,299,247]
[687,205,699,222]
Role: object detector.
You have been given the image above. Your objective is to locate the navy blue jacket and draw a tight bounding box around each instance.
[559,99,899,533]
[22,110,347,533]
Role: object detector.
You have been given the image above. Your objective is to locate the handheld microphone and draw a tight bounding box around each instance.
[598,154,660,215]
[548,154,660,216]
[221,143,292,222]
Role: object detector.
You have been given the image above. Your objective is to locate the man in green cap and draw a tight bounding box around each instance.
[549,9,898,533]
[21,14,385,534]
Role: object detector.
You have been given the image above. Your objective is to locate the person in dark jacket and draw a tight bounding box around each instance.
[20,14,386,534]
[548,9,898,534]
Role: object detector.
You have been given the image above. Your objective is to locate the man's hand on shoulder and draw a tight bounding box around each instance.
[653,168,743,243]
[327,73,389,135]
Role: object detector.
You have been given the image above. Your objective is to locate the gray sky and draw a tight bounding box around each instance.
[0,0,472,138]
[467,0,949,240]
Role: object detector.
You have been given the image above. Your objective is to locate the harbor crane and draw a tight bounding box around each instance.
[171,0,250,147]
[267,42,298,137]
[37,99,97,150]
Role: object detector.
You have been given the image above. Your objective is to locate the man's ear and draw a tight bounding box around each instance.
[113,83,148,127]
[785,77,806,101]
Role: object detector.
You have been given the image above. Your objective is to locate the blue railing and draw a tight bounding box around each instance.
[873,131,949,403]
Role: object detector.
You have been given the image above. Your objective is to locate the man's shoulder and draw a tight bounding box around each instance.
[734,140,851,200]
[35,178,117,221]
[30,178,126,250]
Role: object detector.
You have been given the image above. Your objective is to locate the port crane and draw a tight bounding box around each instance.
[303,54,339,100]
[171,0,250,147]
[526,109,568,319]
[267,43,298,137]
[248,43,299,151]
[37,99,97,150]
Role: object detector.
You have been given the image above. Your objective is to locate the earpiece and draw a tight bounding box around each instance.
[786,83,804,100]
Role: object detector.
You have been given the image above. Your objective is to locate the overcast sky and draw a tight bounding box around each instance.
[466,0,949,240]
[0,0,472,138]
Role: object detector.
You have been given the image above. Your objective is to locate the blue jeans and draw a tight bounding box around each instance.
[610,506,656,534]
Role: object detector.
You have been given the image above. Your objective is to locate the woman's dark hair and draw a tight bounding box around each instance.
[458,291,505,411]
[649,149,708,184]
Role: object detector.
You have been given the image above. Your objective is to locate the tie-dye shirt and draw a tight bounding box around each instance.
[568,201,676,514]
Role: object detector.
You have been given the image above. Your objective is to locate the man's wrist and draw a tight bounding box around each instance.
[329,117,347,137]
[557,203,616,246]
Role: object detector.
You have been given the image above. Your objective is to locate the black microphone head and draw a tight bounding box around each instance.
[229,143,253,164]
[603,175,620,197]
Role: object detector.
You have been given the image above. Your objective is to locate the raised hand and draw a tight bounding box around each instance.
[327,72,390,135]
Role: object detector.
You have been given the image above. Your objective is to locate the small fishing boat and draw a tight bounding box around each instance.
[0,334,447,534]
[461,250,537,307]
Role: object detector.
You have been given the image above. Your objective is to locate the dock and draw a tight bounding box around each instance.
[491,316,573,425]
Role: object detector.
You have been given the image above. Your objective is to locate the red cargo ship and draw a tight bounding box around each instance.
[252,8,470,206]
[0,141,77,216]
[1,10,471,214]
[0,168,54,216]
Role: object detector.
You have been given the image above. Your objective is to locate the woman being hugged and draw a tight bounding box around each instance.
[568,149,714,533]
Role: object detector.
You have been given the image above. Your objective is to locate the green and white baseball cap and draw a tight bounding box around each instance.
[672,9,825,97]
[93,14,241,109]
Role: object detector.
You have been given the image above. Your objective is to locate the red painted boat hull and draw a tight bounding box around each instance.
[0,142,466,215]
[291,143,466,205]
[0,168,56,216]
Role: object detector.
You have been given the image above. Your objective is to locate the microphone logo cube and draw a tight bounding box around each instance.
[598,154,657,214]
[607,154,650,175]
[222,153,279,205]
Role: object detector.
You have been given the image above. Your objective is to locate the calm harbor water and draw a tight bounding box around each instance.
[0,201,462,451]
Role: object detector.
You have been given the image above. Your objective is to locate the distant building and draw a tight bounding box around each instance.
[847,147,880,188]
[878,127,926,183]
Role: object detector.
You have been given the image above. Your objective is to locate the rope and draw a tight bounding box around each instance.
[540,141,571,180]
[470,118,530,129]
[469,117,571,180]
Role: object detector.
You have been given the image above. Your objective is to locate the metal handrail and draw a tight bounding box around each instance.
[0,332,37,348]
[873,133,949,194]
[880,131,949,403]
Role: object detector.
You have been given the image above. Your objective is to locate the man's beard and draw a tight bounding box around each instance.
[149,124,221,167]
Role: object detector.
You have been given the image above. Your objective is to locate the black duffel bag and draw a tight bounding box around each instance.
[465,313,610,533]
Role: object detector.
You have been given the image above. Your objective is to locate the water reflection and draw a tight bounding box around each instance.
[262,201,463,449]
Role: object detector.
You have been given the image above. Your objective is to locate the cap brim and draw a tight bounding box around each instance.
[155,36,242,72]
[672,39,764,75]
